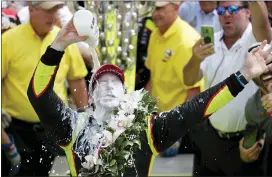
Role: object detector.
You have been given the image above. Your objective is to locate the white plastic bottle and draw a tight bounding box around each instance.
[73,9,99,48]
[73,10,100,71]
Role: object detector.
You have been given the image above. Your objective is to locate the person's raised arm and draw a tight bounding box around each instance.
[183,39,214,86]
[147,41,272,153]
[27,46,76,145]
[250,1,272,43]
[27,18,88,146]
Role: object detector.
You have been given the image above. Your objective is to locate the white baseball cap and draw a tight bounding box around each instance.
[31,1,65,10]
[155,1,180,7]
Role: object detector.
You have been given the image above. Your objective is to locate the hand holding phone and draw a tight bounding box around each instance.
[239,137,262,163]
[243,123,264,149]
[192,26,215,62]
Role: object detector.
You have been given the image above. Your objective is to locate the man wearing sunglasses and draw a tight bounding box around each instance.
[183,1,272,176]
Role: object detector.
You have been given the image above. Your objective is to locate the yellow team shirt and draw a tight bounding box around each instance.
[2,22,88,123]
[145,17,203,112]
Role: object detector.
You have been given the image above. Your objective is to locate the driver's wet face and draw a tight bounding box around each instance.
[93,73,125,109]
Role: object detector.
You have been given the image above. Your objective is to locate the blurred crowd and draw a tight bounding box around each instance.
[1,1,272,176]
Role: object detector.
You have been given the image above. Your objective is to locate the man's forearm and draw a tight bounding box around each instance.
[250,1,272,43]
[68,79,88,109]
[183,56,203,86]
[1,129,11,144]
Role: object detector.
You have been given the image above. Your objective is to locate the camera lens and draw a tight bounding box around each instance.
[204,37,211,44]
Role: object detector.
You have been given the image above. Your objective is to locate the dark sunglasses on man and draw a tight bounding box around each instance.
[216,5,248,16]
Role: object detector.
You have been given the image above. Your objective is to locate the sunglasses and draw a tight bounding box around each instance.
[216,5,247,16]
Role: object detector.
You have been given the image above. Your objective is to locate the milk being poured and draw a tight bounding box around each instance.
[73,10,100,72]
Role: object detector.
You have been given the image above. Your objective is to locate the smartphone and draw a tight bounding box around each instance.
[243,124,263,149]
[201,25,214,45]
[243,129,258,149]
[201,25,214,53]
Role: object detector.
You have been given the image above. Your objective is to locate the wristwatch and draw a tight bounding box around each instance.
[235,71,248,87]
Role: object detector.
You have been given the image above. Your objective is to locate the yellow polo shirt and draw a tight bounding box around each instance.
[2,22,88,123]
[145,17,202,112]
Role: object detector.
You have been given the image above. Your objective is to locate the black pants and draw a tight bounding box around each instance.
[191,119,264,176]
[2,118,55,176]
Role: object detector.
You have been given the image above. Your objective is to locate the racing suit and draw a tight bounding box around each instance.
[28,46,247,176]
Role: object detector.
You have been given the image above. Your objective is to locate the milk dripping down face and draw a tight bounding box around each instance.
[92,73,125,110]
